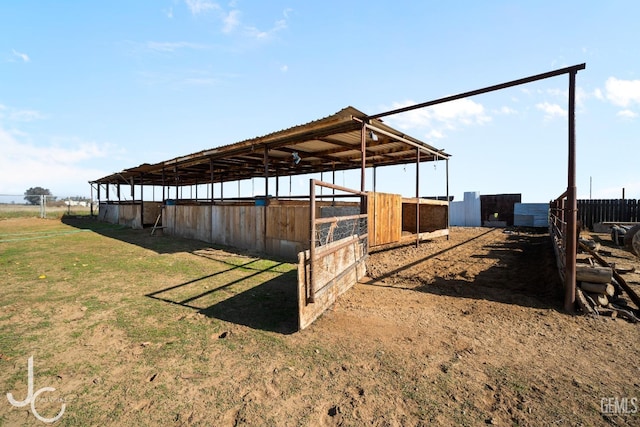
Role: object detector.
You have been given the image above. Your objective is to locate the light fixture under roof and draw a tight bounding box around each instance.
[292,152,301,164]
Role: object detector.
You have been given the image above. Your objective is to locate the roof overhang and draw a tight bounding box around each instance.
[91,106,450,187]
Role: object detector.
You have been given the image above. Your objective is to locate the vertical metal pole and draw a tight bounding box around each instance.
[174,164,178,201]
[90,184,94,216]
[332,163,336,205]
[360,122,367,215]
[276,172,279,199]
[565,70,578,313]
[309,179,316,304]
[446,158,450,240]
[209,158,214,202]
[416,148,420,247]
[373,166,377,192]
[162,168,166,201]
[264,146,269,197]
[140,173,144,227]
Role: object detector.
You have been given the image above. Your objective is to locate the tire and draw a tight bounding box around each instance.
[633,231,640,257]
[623,224,640,250]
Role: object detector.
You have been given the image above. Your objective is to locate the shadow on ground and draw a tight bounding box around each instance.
[61,215,217,254]
[366,229,565,311]
[63,215,299,334]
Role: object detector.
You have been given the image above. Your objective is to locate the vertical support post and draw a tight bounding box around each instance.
[162,168,166,201]
[106,183,110,200]
[309,179,317,304]
[174,164,179,201]
[373,166,377,192]
[416,148,420,248]
[263,146,269,248]
[565,70,578,313]
[332,163,336,205]
[140,173,144,227]
[209,158,214,202]
[90,184,94,216]
[276,172,279,199]
[360,121,367,215]
[446,158,450,240]
[264,146,269,197]
[117,183,121,201]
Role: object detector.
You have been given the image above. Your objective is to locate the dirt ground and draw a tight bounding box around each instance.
[1,220,640,426]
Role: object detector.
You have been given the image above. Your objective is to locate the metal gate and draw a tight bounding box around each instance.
[296,180,368,330]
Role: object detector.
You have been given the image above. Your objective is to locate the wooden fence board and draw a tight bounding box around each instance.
[577,199,639,230]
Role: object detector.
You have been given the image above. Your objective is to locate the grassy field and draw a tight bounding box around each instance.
[1,216,639,426]
[0,204,92,220]
[0,216,298,426]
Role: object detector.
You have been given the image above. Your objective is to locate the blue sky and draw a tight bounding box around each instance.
[1,1,639,203]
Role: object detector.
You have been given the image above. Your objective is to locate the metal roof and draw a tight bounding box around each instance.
[90,106,450,187]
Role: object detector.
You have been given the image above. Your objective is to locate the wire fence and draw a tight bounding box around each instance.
[0,194,93,219]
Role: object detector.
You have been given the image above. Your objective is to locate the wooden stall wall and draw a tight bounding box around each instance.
[402,199,448,233]
[143,202,163,227]
[297,235,367,330]
[164,205,212,242]
[265,201,310,260]
[98,203,119,225]
[211,204,265,253]
[368,192,402,247]
[118,203,142,229]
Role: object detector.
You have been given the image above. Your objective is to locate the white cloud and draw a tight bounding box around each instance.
[184,0,219,15]
[605,77,640,107]
[536,102,567,119]
[593,88,603,100]
[144,41,207,52]
[0,127,111,196]
[0,105,45,122]
[164,7,173,18]
[222,10,240,33]
[242,9,289,40]
[497,106,517,115]
[12,49,29,62]
[280,65,288,72]
[384,98,491,138]
[617,109,638,119]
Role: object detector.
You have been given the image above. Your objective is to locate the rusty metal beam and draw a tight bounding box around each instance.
[370,63,586,120]
[565,70,578,313]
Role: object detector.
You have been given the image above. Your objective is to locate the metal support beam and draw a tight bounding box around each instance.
[370,63,586,120]
[360,121,367,214]
[309,180,316,303]
[264,146,269,197]
[416,148,420,248]
[565,70,578,313]
[446,158,450,240]
[140,173,144,227]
